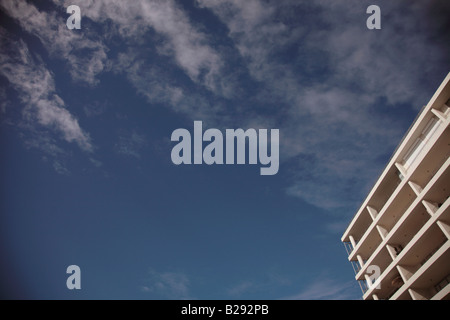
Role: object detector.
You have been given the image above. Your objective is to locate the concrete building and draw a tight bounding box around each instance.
[341,73,450,300]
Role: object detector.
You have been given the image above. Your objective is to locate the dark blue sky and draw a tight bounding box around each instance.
[1,0,449,299]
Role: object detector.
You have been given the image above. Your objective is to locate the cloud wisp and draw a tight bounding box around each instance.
[1,0,449,210]
[0,30,93,153]
[114,129,147,159]
[141,269,192,300]
[1,0,107,85]
[283,277,357,300]
[197,0,450,213]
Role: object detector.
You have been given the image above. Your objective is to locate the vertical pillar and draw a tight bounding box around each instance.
[349,235,357,249]
[364,274,373,289]
[357,255,365,270]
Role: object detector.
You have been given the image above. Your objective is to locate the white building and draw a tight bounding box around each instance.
[341,73,450,300]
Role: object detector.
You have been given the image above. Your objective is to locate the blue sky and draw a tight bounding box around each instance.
[0,0,449,299]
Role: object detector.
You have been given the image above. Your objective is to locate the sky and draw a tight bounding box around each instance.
[0,0,449,300]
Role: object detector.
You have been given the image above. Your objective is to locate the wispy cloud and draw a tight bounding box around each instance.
[2,0,448,209]
[23,131,72,175]
[0,0,107,85]
[141,269,192,299]
[283,278,358,300]
[226,273,291,298]
[226,280,255,297]
[51,0,238,122]
[59,0,229,95]
[114,129,147,159]
[197,0,450,213]
[0,30,93,153]
[111,49,226,123]
[0,0,104,174]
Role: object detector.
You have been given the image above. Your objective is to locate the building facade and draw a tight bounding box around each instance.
[341,73,450,300]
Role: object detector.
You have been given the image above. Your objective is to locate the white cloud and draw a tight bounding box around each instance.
[279,1,449,212]
[0,0,107,85]
[306,0,446,107]
[197,0,297,86]
[226,281,255,297]
[47,0,236,122]
[283,278,357,300]
[0,31,93,154]
[226,273,292,298]
[55,0,228,94]
[142,269,192,299]
[111,49,227,123]
[197,0,449,213]
[114,129,147,159]
[52,159,71,175]
[2,0,448,208]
